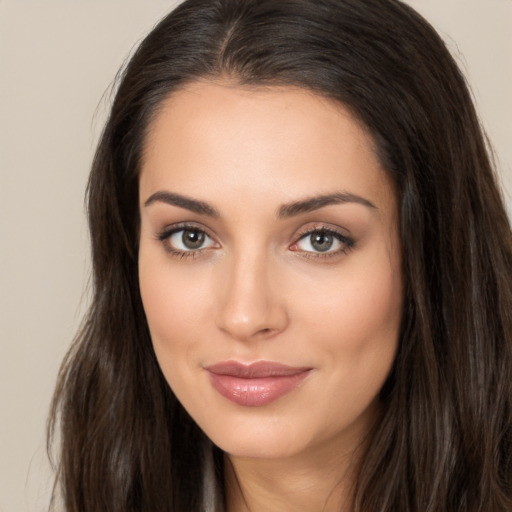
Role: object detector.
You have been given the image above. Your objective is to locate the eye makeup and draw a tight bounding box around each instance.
[155,221,355,262]
[290,225,355,260]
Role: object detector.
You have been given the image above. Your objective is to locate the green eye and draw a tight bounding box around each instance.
[167,228,216,252]
[181,229,206,249]
[309,232,335,252]
[294,228,353,256]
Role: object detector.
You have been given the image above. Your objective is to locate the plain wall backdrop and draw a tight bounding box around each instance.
[0,1,510,511]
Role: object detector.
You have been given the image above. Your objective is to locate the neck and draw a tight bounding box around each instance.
[224,439,364,512]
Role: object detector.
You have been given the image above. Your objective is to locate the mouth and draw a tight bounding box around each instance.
[204,361,313,407]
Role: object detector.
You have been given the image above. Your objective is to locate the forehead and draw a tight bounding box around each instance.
[139,81,395,213]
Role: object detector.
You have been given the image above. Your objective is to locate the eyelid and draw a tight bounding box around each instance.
[156,222,220,258]
[155,221,354,260]
[289,223,355,258]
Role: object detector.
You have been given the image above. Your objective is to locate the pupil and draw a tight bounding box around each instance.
[311,232,333,252]
[182,230,205,249]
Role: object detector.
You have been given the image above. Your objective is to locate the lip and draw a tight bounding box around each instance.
[204,361,312,407]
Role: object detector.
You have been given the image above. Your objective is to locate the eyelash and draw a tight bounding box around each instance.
[156,223,355,261]
[291,226,355,260]
[156,223,216,260]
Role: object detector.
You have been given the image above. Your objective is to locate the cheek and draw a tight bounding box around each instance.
[293,247,402,386]
[297,256,401,340]
[138,250,213,358]
[300,264,401,420]
[138,255,217,413]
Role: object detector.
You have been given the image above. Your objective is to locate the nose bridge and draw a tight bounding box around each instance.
[216,243,288,341]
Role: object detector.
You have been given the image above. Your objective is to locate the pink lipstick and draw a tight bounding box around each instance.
[204,361,312,407]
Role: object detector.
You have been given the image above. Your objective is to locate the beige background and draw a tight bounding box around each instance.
[0,1,510,511]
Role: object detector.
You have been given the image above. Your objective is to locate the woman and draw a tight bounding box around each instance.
[48,0,512,511]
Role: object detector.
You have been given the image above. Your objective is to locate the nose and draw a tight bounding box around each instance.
[215,251,289,342]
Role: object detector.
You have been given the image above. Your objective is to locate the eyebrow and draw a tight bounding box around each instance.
[143,190,376,218]
[277,192,377,218]
[144,191,220,217]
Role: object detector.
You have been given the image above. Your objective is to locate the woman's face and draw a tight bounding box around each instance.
[138,82,402,460]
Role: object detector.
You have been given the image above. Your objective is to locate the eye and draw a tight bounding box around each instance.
[298,231,338,252]
[159,226,217,254]
[291,227,354,256]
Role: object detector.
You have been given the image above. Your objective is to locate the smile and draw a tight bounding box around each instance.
[204,361,312,407]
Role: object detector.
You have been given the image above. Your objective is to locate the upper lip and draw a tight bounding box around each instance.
[204,361,312,378]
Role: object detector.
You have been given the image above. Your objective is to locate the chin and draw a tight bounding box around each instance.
[199,412,324,461]
[213,434,306,460]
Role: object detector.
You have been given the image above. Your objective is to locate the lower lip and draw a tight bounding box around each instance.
[207,371,311,407]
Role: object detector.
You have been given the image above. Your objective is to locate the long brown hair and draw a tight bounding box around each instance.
[48,0,512,510]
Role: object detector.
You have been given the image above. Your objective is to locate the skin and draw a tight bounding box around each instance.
[138,81,403,512]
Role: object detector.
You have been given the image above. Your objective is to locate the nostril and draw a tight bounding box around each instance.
[256,327,275,337]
